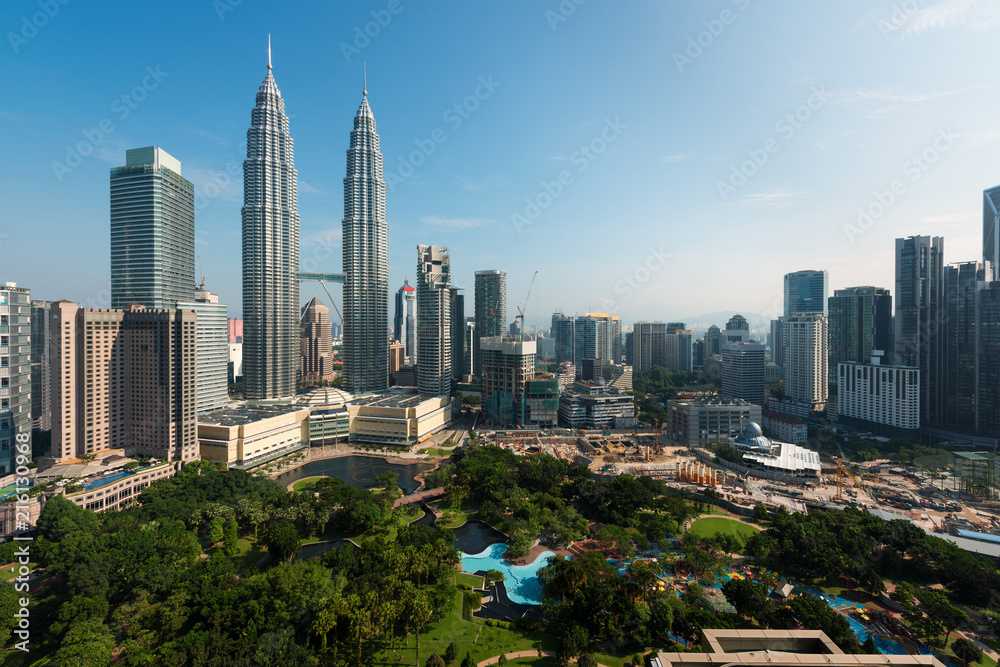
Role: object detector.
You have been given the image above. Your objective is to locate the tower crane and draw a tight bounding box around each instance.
[515,271,538,340]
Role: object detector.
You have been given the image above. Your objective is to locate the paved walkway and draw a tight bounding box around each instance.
[477,650,610,666]
[392,487,445,508]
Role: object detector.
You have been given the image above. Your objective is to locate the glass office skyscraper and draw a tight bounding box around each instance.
[110,147,194,310]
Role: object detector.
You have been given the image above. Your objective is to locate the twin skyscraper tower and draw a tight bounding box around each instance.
[241,42,387,399]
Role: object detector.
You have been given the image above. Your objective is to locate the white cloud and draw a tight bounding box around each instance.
[662,153,693,164]
[903,0,1000,36]
[419,215,492,229]
[734,189,809,208]
[836,85,979,118]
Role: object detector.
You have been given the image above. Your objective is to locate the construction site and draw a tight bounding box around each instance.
[478,428,1000,552]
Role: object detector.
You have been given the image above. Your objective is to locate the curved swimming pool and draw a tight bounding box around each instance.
[460,543,555,605]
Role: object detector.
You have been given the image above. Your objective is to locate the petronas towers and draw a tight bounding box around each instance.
[242,43,388,398]
[242,42,300,399]
[341,78,389,394]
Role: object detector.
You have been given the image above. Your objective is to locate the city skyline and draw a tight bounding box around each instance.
[2,1,998,328]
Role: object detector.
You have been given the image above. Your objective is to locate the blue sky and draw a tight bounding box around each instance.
[3,0,999,329]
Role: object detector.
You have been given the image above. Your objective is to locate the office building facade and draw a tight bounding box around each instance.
[666,396,762,447]
[828,286,892,385]
[943,262,986,431]
[30,300,51,432]
[177,288,229,414]
[450,287,465,380]
[784,270,829,316]
[978,282,1000,437]
[551,312,575,366]
[721,341,766,405]
[985,186,1000,282]
[110,147,195,310]
[895,236,944,426]
[242,54,301,399]
[300,297,337,384]
[394,280,416,363]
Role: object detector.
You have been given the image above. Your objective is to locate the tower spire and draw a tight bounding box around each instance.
[363,61,367,97]
[267,33,272,70]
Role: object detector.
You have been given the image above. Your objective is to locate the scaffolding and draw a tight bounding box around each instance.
[953,452,1000,499]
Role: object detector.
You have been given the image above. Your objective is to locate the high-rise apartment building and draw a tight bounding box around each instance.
[300,297,336,384]
[985,186,1000,282]
[0,283,31,475]
[474,270,506,376]
[838,361,920,438]
[783,314,828,417]
[48,302,198,464]
[177,287,229,414]
[30,300,51,432]
[110,147,195,310]
[784,270,829,316]
[828,286,892,385]
[342,78,389,394]
[416,245,451,397]
[394,280,416,363]
[895,236,944,426]
[242,48,300,399]
[633,321,667,372]
[720,342,765,405]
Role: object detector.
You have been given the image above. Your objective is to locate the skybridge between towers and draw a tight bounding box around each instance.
[297,272,345,324]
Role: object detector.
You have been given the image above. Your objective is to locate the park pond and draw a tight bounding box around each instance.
[273,455,432,494]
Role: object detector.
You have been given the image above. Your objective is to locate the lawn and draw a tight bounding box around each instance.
[0,562,34,581]
[455,572,483,589]
[944,636,998,667]
[689,517,759,540]
[420,447,456,458]
[292,475,329,492]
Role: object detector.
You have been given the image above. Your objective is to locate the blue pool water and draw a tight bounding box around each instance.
[460,543,555,605]
[84,467,151,491]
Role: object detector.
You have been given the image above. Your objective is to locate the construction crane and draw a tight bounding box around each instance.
[833,458,867,504]
[514,270,538,340]
[197,256,206,289]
